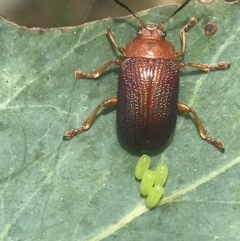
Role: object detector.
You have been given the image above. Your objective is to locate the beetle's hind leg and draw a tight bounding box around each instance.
[178,102,224,152]
[63,97,118,140]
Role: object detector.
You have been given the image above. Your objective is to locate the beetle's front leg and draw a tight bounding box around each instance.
[178,102,224,152]
[174,18,198,59]
[63,97,118,140]
[107,29,127,56]
[75,59,123,79]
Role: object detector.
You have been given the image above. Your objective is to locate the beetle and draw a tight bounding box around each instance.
[63,0,229,151]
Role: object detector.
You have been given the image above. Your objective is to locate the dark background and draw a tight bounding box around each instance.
[0,0,184,27]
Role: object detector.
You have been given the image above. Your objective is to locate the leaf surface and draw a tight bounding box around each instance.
[0,1,240,240]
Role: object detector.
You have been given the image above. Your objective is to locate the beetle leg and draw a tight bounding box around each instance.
[178,102,224,152]
[75,59,123,79]
[63,97,118,140]
[107,29,127,56]
[177,62,230,71]
[174,18,199,59]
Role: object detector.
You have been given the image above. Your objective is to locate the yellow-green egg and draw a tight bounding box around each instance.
[135,154,151,180]
[146,185,164,209]
[140,170,156,196]
[154,163,168,186]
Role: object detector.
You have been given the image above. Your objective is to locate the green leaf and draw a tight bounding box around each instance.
[1,1,240,240]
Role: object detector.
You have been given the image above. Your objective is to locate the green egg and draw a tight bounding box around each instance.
[154,163,168,186]
[140,170,156,196]
[146,185,164,209]
[135,154,151,180]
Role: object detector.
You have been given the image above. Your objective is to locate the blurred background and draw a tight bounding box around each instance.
[0,0,187,28]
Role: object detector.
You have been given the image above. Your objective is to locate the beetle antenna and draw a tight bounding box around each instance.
[113,0,146,27]
[159,0,191,26]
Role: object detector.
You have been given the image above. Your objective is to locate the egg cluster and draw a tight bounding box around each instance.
[135,154,168,209]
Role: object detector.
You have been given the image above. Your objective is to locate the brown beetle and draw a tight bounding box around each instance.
[64,0,229,151]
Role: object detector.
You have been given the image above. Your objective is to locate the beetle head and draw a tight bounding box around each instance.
[135,24,166,41]
[113,0,191,59]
